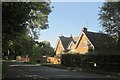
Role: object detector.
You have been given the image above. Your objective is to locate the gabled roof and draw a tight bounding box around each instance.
[73,37,79,44]
[59,36,72,50]
[55,27,116,52]
[54,39,65,51]
[84,31,116,49]
[67,36,79,49]
[75,30,116,50]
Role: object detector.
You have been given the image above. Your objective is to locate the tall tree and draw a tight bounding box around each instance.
[41,41,55,56]
[33,41,55,57]
[2,2,52,59]
[99,1,120,51]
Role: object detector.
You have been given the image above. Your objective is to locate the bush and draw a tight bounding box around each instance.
[61,54,81,67]
[29,55,47,63]
[61,52,120,72]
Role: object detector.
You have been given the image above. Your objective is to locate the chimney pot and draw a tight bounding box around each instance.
[82,27,87,32]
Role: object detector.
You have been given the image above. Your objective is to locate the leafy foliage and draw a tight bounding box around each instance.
[61,53,120,72]
[2,2,52,59]
[33,41,55,57]
[99,1,120,50]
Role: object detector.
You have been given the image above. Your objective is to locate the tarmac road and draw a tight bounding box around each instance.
[2,61,120,80]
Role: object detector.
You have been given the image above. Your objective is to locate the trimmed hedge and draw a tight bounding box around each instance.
[61,53,120,72]
[61,54,82,67]
[30,55,47,63]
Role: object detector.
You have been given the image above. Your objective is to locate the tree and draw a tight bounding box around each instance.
[2,2,52,59]
[33,41,55,57]
[41,41,55,56]
[99,1,120,51]
[2,2,52,38]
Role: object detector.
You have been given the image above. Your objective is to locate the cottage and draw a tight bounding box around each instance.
[55,35,72,55]
[55,27,115,55]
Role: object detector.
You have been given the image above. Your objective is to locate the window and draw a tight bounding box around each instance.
[82,41,87,48]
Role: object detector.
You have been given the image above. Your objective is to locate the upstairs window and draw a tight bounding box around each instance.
[82,41,87,48]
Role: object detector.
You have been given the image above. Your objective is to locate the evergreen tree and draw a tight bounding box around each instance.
[99,1,120,51]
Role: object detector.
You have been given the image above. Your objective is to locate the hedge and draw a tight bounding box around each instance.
[61,53,120,72]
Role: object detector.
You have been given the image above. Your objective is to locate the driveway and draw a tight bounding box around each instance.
[2,61,119,80]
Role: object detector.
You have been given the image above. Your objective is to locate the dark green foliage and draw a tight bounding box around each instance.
[61,53,82,67]
[29,41,55,63]
[99,1,120,50]
[41,41,55,56]
[61,52,120,72]
[29,55,47,63]
[2,2,52,60]
[33,41,55,57]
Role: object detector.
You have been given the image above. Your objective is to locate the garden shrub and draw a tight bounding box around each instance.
[61,53,81,67]
[61,52,120,72]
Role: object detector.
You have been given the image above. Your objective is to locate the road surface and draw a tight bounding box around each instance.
[2,61,119,80]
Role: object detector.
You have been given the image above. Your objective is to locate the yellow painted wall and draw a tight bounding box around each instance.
[47,57,60,64]
[76,34,90,54]
[69,42,75,50]
[56,40,64,55]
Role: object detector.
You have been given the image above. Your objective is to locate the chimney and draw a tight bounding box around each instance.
[70,34,73,38]
[82,27,87,32]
